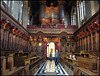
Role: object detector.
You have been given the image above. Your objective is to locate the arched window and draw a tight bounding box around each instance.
[3,0,7,4]
[71,6,76,25]
[19,2,23,24]
[77,1,86,27]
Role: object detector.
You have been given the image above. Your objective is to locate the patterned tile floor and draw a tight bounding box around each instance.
[34,60,68,76]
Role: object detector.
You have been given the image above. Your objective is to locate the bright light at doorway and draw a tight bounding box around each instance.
[39,43,42,46]
[47,42,55,57]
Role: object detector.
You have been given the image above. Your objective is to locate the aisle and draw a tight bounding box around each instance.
[34,60,68,76]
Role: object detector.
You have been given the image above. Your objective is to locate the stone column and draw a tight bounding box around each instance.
[7,54,14,71]
[91,32,93,51]
[40,3,45,19]
[77,3,80,27]
[59,3,64,23]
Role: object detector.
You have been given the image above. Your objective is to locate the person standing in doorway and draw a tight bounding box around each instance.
[50,49,52,62]
[55,49,59,65]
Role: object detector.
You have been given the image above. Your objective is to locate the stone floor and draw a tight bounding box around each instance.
[34,60,68,76]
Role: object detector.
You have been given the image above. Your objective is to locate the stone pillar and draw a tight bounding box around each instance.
[77,3,81,27]
[7,54,14,71]
[59,3,64,23]
[91,32,93,51]
[88,35,90,51]
[40,3,45,19]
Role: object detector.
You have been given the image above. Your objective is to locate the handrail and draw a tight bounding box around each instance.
[29,57,43,70]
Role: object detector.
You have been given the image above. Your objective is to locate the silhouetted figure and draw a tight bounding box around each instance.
[49,49,52,62]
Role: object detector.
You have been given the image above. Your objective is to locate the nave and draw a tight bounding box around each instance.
[34,60,68,76]
[1,0,100,76]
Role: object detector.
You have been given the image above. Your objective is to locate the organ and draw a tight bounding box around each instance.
[39,0,65,26]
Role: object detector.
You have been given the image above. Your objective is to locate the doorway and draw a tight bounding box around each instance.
[47,42,55,58]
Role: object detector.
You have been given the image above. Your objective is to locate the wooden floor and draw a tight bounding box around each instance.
[34,60,68,76]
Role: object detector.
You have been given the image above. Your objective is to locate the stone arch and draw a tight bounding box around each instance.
[37,31,44,35]
[60,31,68,35]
